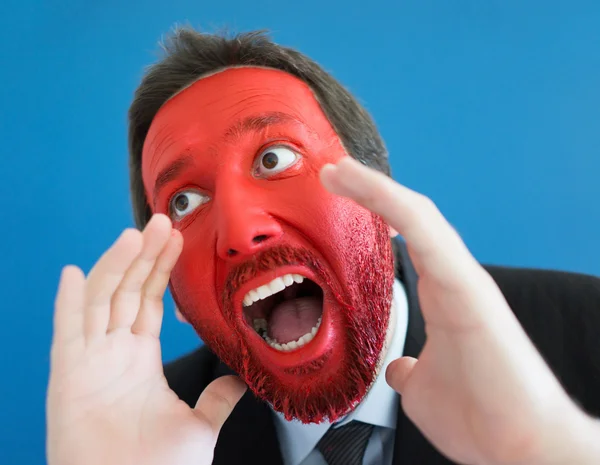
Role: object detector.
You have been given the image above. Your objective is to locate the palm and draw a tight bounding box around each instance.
[49,336,210,465]
[47,215,245,465]
[54,330,160,404]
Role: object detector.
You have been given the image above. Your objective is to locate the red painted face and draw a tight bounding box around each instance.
[142,67,394,423]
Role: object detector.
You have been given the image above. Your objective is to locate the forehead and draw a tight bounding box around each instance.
[142,67,335,164]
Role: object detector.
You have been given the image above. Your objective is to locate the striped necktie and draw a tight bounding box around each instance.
[316,420,375,465]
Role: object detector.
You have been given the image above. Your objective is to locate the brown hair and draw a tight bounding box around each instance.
[128,27,391,228]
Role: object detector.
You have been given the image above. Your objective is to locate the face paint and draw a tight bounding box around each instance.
[142,67,395,423]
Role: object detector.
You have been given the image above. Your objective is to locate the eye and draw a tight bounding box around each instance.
[255,146,299,177]
[169,190,209,220]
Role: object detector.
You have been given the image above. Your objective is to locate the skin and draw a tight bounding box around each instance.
[47,157,600,465]
[141,67,395,423]
[322,159,600,465]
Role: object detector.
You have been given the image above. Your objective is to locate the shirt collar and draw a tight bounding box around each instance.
[271,279,409,465]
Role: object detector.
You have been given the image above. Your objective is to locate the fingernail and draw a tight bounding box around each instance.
[321,163,337,173]
[319,163,338,188]
[337,156,362,168]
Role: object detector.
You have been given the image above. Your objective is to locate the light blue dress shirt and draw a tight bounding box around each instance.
[272,279,408,465]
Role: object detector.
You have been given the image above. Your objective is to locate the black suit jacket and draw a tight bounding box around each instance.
[164,240,600,464]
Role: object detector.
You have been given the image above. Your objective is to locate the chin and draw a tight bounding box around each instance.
[178,216,395,423]
[238,288,390,424]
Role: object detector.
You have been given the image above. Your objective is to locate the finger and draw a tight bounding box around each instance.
[107,214,172,333]
[193,376,247,435]
[320,157,479,283]
[386,357,418,394]
[84,229,143,340]
[53,265,86,348]
[174,306,189,323]
[131,228,183,337]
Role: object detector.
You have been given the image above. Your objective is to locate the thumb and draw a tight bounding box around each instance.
[386,357,418,394]
[194,375,247,435]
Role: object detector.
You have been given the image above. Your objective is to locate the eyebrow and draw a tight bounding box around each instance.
[152,153,195,201]
[152,112,305,200]
[223,111,303,142]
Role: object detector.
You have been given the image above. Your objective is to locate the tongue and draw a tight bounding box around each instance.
[267,296,322,344]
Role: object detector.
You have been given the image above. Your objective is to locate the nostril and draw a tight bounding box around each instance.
[227,249,238,257]
[252,235,269,244]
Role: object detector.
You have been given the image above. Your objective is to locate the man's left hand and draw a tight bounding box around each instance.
[321,157,600,465]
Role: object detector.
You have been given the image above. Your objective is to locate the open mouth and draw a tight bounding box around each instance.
[242,273,324,352]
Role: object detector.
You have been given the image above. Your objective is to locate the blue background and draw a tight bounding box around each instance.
[1,1,599,463]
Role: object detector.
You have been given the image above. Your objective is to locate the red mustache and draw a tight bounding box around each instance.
[222,245,332,321]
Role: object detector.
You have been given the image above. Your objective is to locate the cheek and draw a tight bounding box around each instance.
[309,196,379,277]
[169,233,224,329]
[318,144,346,165]
[272,177,379,276]
[304,195,368,246]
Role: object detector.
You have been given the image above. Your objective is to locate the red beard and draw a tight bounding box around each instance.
[174,213,394,423]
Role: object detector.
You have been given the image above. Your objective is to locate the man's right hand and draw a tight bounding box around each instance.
[46,214,246,465]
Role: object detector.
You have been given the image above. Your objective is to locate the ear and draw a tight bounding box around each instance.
[175,306,189,324]
[389,225,399,238]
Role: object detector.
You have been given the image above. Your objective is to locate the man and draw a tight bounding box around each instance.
[47,28,600,465]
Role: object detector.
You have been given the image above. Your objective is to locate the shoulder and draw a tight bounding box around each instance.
[164,345,219,408]
[484,265,600,314]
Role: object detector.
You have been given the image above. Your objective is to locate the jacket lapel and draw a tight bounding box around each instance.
[393,238,425,360]
[391,239,453,464]
[212,362,284,465]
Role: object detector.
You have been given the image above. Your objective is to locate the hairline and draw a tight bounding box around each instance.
[144,65,352,171]
[160,65,318,114]
[128,29,391,234]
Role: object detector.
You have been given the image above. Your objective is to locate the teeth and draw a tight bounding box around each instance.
[269,277,286,294]
[253,318,267,332]
[242,273,308,307]
[258,317,323,352]
[256,285,271,300]
[245,274,322,353]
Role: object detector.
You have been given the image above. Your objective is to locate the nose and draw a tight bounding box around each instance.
[215,186,283,261]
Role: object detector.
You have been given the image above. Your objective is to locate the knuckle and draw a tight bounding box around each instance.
[408,194,442,228]
[365,181,393,211]
[143,289,164,304]
[209,390,234,411]
[351,185,377,206]
[417,193,437,212]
